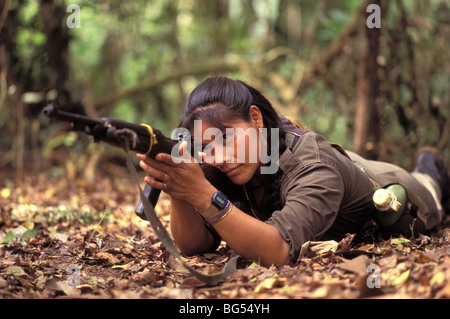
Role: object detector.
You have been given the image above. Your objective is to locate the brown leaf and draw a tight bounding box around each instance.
[299,240,339,258]
[423,246,450,262]
[436,281,450,299]
[95,251,120,265]
[45,278,80,297]
[337,255,370,276]
[416,253,437,264]
[254,277,286,294]
[337,233,356,252]
[378,253,398,268]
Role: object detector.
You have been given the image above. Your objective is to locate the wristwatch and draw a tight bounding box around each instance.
[199,191,228,218]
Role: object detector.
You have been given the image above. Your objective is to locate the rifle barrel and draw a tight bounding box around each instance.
[43,103,102,131]
[42,102,178,155]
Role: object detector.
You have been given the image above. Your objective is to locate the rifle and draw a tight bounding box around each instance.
[43,101,242,285]
[42,102,245,219]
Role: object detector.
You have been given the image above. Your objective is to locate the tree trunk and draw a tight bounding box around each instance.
[40,0,70,105]
[354,0,382,159]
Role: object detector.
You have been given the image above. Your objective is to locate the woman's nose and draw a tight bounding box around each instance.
[205,146,232,166]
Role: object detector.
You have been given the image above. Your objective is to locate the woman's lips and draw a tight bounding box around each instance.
[224,165,241,177]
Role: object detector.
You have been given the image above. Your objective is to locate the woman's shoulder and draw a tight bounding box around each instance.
[281,131,338,165]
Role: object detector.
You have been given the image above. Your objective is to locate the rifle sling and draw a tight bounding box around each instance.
[118,129,238,286]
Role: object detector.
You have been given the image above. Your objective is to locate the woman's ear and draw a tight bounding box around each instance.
[249,105,263,129]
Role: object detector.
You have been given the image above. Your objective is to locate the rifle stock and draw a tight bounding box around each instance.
[43,102,246,220]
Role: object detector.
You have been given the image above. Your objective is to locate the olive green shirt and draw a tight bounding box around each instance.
[265,131,377,261]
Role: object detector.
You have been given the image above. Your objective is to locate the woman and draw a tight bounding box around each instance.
[137,76,447,267]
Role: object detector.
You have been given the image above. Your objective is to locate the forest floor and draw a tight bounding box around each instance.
[1,169,450,300]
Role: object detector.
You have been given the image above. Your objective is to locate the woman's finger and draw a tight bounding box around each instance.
[144,175,168,191]
[155,153,178,167]
[138,153,173,172]
[139,159,168,181]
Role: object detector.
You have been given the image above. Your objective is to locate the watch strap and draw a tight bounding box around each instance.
[205,200,232,224]
[198,191,228,218]
[200,205,219,219]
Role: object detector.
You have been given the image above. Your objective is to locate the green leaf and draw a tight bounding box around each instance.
[1,228,38,245]
[246,262,261,269]
[87,276,99,286]
[2,231,17,244]
[21,229,39,239]
[6,266,25,276]
[390,238,410,245]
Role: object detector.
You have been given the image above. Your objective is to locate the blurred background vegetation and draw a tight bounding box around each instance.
[0,0,449,186]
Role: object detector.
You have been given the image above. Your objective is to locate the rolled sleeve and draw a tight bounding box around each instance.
[265,163,344,262]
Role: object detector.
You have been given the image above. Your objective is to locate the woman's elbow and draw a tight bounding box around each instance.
[175,234,217,257]
[260,241,291,267]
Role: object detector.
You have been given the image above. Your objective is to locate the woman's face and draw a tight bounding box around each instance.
[194,120,259,185]
[193,117,262,185]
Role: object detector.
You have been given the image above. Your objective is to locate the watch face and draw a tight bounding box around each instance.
[212,192,228,209]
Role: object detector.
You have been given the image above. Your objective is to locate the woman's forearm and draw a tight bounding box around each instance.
[170,193,291,267]
[169,198,216,255]
[212,206,291,267]
[169,198,290,267]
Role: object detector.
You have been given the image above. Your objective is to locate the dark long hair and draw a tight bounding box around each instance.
[181,76,286,220]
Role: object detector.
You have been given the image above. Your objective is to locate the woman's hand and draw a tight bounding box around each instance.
[136,148,217,212]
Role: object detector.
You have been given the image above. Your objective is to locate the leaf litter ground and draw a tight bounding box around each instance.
[1,171,450,299]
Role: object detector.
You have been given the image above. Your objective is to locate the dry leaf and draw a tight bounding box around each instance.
[391,269,411,286]
[254,277,286,293]
[95,251,120,265]
[436,281,450,299]
[299,240,339,259]
[337,255,370,276]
